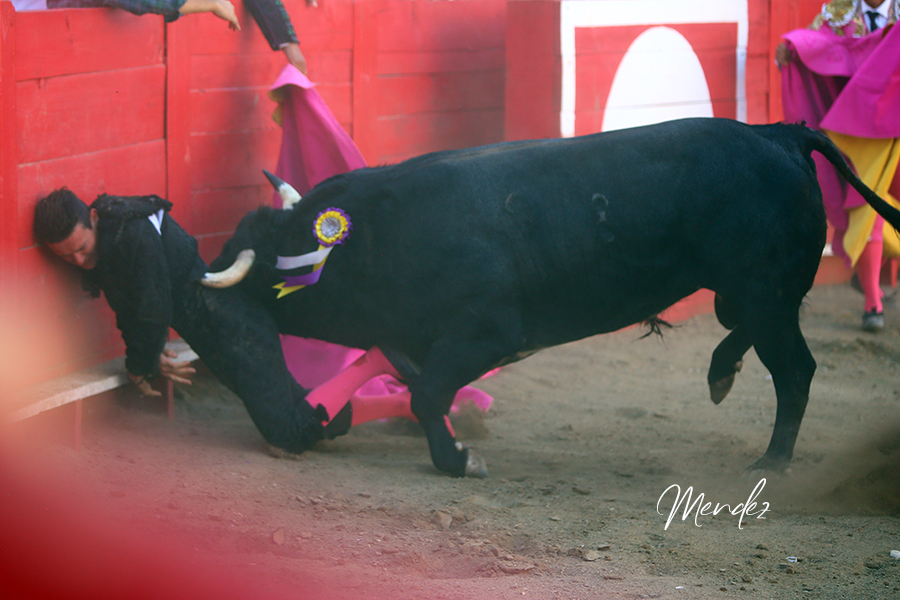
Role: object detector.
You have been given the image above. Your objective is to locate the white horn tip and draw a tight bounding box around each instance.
[263,170,302,210]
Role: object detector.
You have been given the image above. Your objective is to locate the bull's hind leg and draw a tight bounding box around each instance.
[748,312,816,472]
[708,327,753,404]
[708,293,752,404]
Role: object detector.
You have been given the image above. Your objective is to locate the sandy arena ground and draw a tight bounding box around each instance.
[5,283,900,599]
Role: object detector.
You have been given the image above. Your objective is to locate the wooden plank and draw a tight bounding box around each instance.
[746,91,769,125]
[692,47,739,102]
[572,111,603,139]
[166,16,193,231]
[767,0,787,123]
[305,50,353,84]
[7,340,197,423]
[189,129,282,191]
[310,83,353,125]
[190,50,352,90]
[15,245,88,300]
[59,299,123,369]
[573,23,738,130]
[8,255,123,386]
[376,70,505,116]
[190,185,272,237]
[10,356,130,422]
[571,51,621,129]
[710,99,738,120]
[377,0,505,53]
[15,9,163,82]
[186,0,354,54]
[670,23,737,113]
[73,399,82,450]
[374,109,504,163]
[2,279,81,392]
[505,0,561,140]
[191,87,277,134]
[279,0,355,50]
[188,9,274,56]
[1,1,17,290]
[17,66,165,164]
[190,52,287,90]
[748,0,770,50]
[196,232,234,264]
[574,23,737,98]
[746,52,771,124]
[379,49,504,75]
[16,142,168,250]
[351,0,380,164]
[576,22,737,53]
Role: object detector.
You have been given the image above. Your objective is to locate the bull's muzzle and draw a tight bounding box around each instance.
[263,169,302,210]
[200,249,256,288]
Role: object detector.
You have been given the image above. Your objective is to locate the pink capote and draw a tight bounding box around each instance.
[781,22,900,265]
[268,65,493,412]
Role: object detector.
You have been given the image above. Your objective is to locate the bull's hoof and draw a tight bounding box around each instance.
[267,444,305,460]
[709,360,743,405]
[709,375,735,405]
[458,442,488,478]
[746,454,792,476]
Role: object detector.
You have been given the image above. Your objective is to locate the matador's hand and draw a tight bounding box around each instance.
[283,43,308,74]
[158,349,196,386]
[128,372,160,397]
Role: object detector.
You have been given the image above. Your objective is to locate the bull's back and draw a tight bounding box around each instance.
[286,119,826,353]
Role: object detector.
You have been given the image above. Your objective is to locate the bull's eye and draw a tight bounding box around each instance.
[314,208,353,246]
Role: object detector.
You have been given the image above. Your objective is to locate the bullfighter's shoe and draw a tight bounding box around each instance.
[862,310,884,332]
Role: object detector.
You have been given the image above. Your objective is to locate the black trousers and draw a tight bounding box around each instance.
[171,283,324,453]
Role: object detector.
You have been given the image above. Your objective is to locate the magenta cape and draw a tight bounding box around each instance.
[268,66,493,412]
[781,23,900,263]
[782,23,900,139]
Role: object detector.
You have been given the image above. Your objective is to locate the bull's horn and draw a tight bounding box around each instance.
[200,249,256,288]
[263,170,302,210]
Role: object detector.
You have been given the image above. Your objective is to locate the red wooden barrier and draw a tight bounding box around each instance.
[350,0,506,165]
[1,2,17,292]
[4,9,169,391]
[1,0,828,394]
[506,0,777,141]
[0,0,509,390]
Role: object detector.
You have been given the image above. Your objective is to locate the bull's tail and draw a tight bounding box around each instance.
[795,124,900,232]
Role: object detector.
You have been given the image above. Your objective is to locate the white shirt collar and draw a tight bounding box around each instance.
[148,209,164,235]
[865,0,890,20]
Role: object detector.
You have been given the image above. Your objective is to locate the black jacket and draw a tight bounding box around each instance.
[83,194,207,379]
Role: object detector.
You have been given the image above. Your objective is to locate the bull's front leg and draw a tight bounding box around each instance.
[407,362,488,477]
[407,321,521,477]
[416,411,488,478]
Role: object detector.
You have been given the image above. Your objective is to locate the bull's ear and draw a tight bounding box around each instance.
[263,170,302,210]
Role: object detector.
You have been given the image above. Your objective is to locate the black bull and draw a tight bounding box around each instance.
[208,118,900,477]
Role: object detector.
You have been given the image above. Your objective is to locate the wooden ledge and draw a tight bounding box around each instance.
[7,340,198,424]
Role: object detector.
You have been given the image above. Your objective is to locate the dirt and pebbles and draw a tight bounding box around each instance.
[5,283,900,599]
